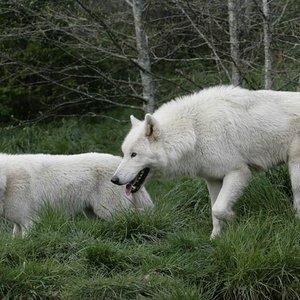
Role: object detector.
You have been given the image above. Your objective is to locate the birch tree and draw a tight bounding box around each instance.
[262,0,272,89]
[130,0,155,113]
[228,0,241,86]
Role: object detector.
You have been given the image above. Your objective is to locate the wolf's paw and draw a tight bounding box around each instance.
[210,224,222,240]
[212,206,235,221]
[210,231,220,240]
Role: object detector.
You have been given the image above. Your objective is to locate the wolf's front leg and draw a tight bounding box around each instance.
[12,224,22,238]
[206,179,223,239]
[212,166,252,222]
[289,162,300,218]
[20,220,34,238]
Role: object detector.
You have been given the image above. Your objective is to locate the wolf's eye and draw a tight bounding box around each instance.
[131,152,137,158]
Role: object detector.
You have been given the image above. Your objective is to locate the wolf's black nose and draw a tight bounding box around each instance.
[111,176,120,185]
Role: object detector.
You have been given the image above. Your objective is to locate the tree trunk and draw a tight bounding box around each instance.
[263,0,272,90]
[132,0,155,113]
[228,0,241,86]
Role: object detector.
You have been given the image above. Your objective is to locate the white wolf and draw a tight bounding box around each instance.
[111,85,300,238]
[0,152,153,237]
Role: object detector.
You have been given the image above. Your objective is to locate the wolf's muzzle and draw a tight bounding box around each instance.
[111,176,121,185]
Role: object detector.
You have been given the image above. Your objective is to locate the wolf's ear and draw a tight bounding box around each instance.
[145,113,160,139]
[130,115,141,127]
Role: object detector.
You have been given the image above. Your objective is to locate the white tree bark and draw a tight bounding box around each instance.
[228,0,240,86]
[132,0,155,113]
[263,0,272,90]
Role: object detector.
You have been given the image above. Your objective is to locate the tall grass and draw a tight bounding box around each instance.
[0,119,299,299]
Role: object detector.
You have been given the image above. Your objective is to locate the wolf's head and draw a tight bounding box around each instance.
[111,113,165,195]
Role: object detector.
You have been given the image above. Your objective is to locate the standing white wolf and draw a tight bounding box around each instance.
[0,153,153,237]
[111,85,300,238]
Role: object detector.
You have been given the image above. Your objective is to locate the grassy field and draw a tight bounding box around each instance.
[0,118,299,299]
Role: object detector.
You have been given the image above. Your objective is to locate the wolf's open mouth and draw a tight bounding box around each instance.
[126,167,150,195]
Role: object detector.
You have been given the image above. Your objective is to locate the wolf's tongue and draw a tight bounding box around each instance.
[126,183,133,196]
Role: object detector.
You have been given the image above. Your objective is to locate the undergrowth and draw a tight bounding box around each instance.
[0,119,299,299]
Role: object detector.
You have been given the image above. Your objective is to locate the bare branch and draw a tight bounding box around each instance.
[124,0,133,8]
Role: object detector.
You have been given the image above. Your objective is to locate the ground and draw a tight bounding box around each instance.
[0,118,299,299]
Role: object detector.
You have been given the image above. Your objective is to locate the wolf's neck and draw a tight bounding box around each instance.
[157,120,197,176]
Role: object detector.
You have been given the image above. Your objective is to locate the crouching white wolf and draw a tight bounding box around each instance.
[0,153,153,237]
[111,85,300,238]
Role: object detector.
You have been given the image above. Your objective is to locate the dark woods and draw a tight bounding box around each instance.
[0,0,299,123]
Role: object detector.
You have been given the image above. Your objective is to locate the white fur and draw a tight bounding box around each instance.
[112,85,300,238]
[0,152,153,237]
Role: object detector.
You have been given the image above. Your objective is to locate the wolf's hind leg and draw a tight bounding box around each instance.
[212,165,252,222]
[206,179,223,239]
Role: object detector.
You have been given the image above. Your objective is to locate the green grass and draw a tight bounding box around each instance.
[0,118,300,299]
